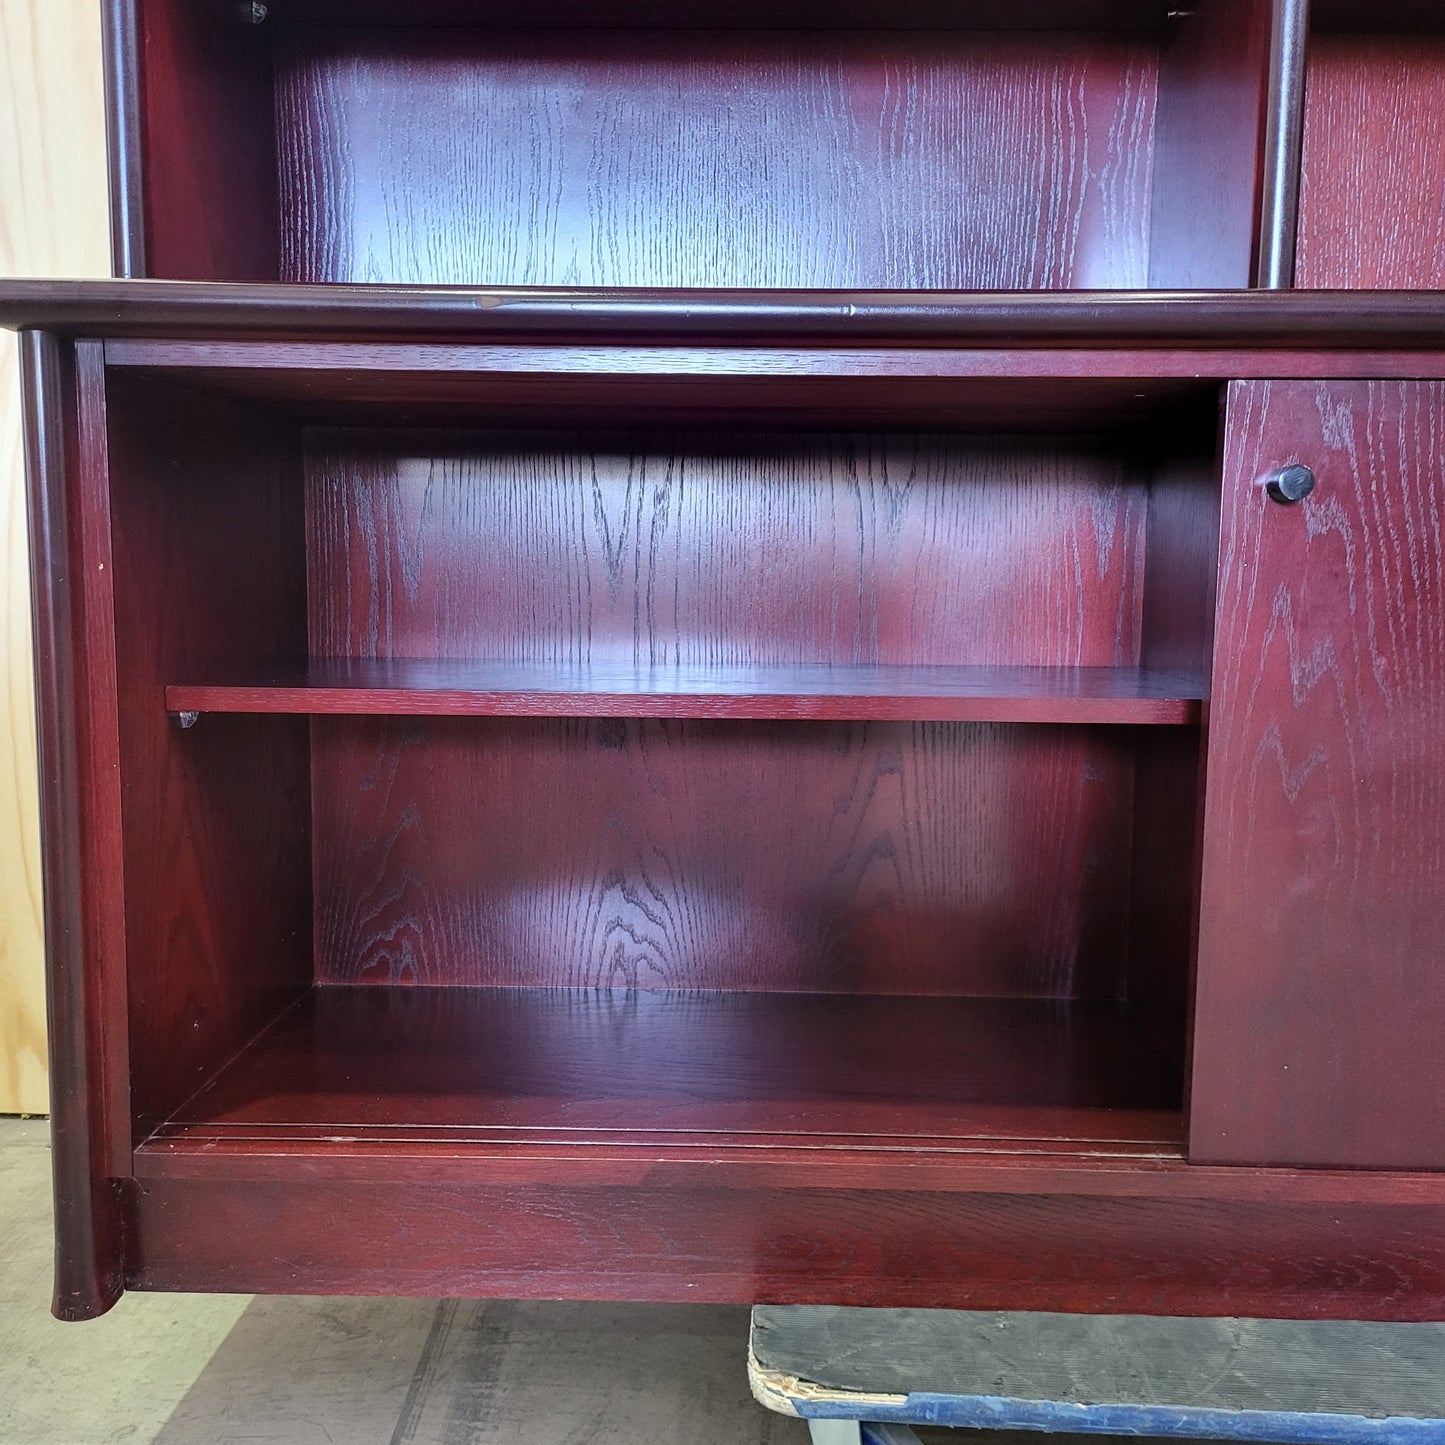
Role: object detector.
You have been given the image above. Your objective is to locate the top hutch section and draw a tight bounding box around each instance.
[107,0,1294,290]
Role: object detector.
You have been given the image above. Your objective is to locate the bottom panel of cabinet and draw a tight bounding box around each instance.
[142,984,1185,1154]
[121,1177,1445,1321]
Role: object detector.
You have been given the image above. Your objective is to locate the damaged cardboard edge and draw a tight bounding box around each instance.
[748,1353,908,1419]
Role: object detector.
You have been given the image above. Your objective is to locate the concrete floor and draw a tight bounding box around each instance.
[2,1118,1200,1445]
[0,1117,807,1444]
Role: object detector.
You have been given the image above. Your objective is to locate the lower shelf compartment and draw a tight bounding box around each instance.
[146,986,1184,1157]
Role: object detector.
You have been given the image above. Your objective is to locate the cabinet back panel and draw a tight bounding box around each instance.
[305,431,1147,668]
[310,716,1136,997]
[1296,35,1445,288]
[276,29,1157,289]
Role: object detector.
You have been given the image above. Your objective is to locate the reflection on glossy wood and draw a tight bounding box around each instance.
[278,30,1156,289]
[312,716,1138,998]
[157,985,1184,1144]
[306,430,1149,668]
[1194,380,1445,1169]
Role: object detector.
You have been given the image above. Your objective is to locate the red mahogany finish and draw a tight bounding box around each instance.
[164,661,1204,725]
[6,0,1445,1320]
[1297,3,1445,288]
[1192,380,1445,1170]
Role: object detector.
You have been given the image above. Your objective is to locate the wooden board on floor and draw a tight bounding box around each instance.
[749,1306,1445,1441]
[0,0,111,1113]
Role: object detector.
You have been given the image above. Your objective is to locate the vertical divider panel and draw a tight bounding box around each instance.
[1147,0,1278,287]
[122,0,279,280]
[106,369,312,1142]
[1126,410,1222,1078]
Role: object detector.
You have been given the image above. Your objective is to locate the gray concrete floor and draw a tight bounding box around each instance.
[0,1117,807,1444]
[1,1118,1202,1445]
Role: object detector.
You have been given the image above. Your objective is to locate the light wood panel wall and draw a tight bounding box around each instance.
[0,0,111,1113]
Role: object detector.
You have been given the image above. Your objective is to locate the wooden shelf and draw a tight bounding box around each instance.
[166,661,1204,725]
[145,985,1185,1156]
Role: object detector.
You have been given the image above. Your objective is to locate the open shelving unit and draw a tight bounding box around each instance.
[6,0,1445,1320]
[82,346,1216,1185]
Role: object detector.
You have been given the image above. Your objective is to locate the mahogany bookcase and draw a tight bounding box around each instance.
[3,0,1444,1322]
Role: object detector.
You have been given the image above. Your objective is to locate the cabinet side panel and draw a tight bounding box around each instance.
[1295,34,1445,287]
[1147,0,1275,288]
[22,336,124,1318]
[276,29,1156,289]
[130,0,279,280]
[1128,444,1220,1063]
[126,1177,1445,1320]
[106,372,311,1138]
[1193,380,1445,1169]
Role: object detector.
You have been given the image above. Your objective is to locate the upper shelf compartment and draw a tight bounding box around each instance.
[109,0,1284,290]
[1297,1,1445,288]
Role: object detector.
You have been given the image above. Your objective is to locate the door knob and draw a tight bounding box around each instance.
[1265,464,1315,505]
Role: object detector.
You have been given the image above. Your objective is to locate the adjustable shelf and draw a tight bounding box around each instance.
[165,661,1205,725]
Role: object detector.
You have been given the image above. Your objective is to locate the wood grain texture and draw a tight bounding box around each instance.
[302,428,1168,997]
[311,716,1140,998]
[104,372,313,1140]
[305,430,1150,669]
[0,0,111,1116]
[276,29,1157,289]
[125,1175,1445,1319]
[156,985,1184,1144]
[1296,34,1445,288]
[1193,381,1445,1169]
[0,342,46,1117]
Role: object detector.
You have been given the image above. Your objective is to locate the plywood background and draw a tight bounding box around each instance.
[0,0,111,1113]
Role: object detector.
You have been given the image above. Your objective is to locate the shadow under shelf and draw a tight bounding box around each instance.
[137,986,1186,1169]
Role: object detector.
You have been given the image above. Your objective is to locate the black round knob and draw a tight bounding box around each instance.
[1266,464,1315,505]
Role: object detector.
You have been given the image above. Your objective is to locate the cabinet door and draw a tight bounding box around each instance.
[1191,380,1445,1170]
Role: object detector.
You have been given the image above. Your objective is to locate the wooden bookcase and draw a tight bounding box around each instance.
[3,0,1444,1322]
